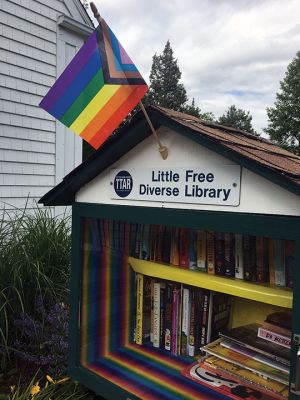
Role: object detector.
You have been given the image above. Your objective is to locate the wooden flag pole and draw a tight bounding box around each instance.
[90,2,168,160]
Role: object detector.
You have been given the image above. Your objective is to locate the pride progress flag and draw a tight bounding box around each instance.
[40,18,148,149]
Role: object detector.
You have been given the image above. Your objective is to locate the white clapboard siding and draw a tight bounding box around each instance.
[0,161,55,176]
[0,0,93,211]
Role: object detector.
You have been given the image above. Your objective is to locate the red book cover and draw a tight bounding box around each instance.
[179,228,189,269]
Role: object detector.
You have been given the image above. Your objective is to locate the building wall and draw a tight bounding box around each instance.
[76,126,300,217]
[0,0,93,212]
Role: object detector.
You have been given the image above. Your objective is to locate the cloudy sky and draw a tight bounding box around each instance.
[88,0,300,134]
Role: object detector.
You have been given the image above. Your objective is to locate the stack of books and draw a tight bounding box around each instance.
[182,320,291,399]
[130,223,294,288]
[134,275,230,356]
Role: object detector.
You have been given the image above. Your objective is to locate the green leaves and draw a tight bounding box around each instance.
[218,105,257,135]
[265,51,300,154]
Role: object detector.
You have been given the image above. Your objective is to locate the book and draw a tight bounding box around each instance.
[257,328,291,349]
[243,235,257,282]
[135,274,151,345]
[153,282,161,348]
[256,237,269,283]
[161,226,171,263]
[273,239,285,286]
[196,230,206,271]
[171,286,180,356]
[159,282,166,347]
[224,233,235,278]
[210,292,230,342]
[206,231,215,274]
[219,324,290,366]
[179,228,189,268]
[235,233,244,279]
[182,361,272,400]
[135,273,144,345]
[285,240,294,288]
[199,290,210,348]
[188,230,197,270]
[262,321,291,338]
[220,340,289,373]
[203,356,289,400]
[140,224,150,260]
[170,227,180,266]
[265,312,292,330]
[181,287,191,356]
[268,239,275,285]
[164,283,173,351]
[177,285,183,355]
[201,338,289,384]
[150,278,155,343]
[215,232,225,276]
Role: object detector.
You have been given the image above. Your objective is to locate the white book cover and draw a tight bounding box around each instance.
[181,288,191,355]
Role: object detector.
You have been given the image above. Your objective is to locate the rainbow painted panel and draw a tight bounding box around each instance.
[39,19,148,150]
[79,218,219,400]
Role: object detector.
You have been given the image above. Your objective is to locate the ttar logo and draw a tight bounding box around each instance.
[113,170,133,198]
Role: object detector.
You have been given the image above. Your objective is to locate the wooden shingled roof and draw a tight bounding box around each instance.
[153,106,300,187]
[40,105,300,206]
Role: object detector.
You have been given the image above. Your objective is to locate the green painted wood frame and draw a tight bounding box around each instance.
[68,201,300,400]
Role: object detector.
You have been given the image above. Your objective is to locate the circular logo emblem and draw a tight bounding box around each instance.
[114,170,133,198]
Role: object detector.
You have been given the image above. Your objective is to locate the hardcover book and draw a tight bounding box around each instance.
[179,228,189,269]
[189,230,197,270]
[224,233,235,278]
[196,230,207,271]
[215,232,225,276]
[243,236,257,282]
[273,239,285,287]
[235,234,244,279]
[219,324,290,366]
[206,231,215,274]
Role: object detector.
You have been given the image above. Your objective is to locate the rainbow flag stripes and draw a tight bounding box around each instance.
[79,218,216,400]
[40,19,148,149]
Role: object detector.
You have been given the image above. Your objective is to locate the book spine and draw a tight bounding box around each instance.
[199,290,210,348]
[170,227,180,266]
[206,231,215,274]
[189,230,197,270]
[153,282,161,348]
[143,277,152,341]
[274,239,285,286]
[164,283,173,351]
[181,287,190,356]
[243,235,256,282]
[171,288,179,356]
[162,226,172,263]
[155,225,164,262]
[159,283,166,348]
[285,240,294,288]
[224,233,235,278]
[150,278,155,343]
[188,288,196,356]
[135,274,144,345]
[268,239,275,285]
[215,232,225,276]
[257,327,291,348]
[196,230,207,271]
[177,285,183,355]
[141,224,150,260]
[256,237,269,282]
[179,228,189,268]
[206,291,214,344]
[235,234,244,279]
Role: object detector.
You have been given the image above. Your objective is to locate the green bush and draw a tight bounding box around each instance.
[0,206,71,372]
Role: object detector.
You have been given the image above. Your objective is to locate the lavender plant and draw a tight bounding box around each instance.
[13,300,69,377]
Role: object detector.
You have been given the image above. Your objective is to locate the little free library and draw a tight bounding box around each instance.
[40,106,300,400]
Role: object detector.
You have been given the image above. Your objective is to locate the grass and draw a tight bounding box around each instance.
[0,205,71,373]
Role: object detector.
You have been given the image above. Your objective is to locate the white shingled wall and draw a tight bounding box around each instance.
[0,0,93,212]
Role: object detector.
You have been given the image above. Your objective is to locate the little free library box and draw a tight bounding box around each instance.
[40,106,300,400]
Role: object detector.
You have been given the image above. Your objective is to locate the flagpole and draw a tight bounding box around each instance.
[90,2,168,160]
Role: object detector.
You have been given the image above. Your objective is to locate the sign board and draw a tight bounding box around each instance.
[110,166,241,206]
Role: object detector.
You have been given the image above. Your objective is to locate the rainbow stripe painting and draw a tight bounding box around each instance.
[79,218,217,400]
[39,19,148,149]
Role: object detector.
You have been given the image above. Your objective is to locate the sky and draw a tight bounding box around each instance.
[87,0,300,135]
